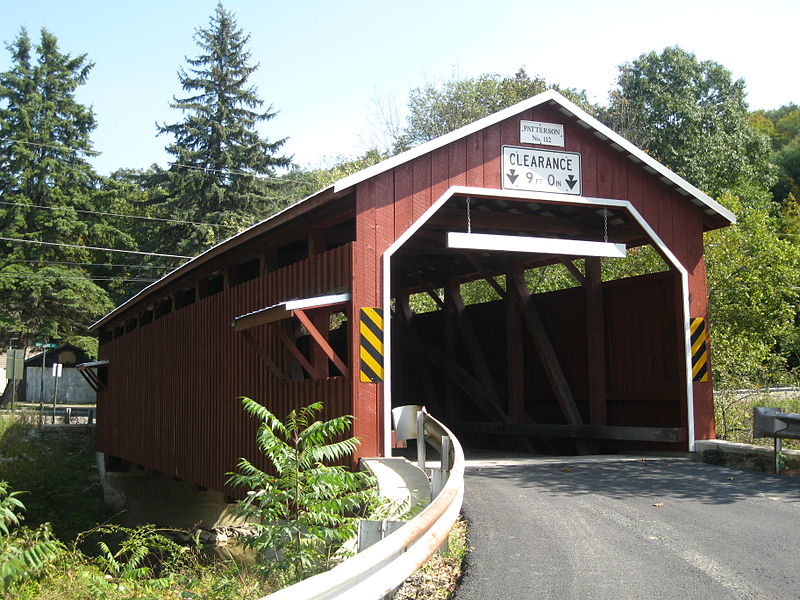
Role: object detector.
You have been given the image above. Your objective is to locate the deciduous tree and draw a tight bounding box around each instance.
[602,46,775,199]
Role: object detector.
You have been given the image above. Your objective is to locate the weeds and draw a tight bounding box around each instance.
[714,389,800,450]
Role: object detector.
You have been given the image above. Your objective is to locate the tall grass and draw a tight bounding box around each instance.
[714,389,800,450]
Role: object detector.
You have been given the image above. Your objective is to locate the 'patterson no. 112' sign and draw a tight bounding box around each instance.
[501,145,581,196]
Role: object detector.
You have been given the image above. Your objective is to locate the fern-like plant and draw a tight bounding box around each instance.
[0,481,60,591]
[228,399,377,585]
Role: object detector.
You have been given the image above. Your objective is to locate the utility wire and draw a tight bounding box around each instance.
[0,200,234,229]
[0,237,191,259]
[0,258,175,270]
[169,162,314,185]
[0,273,157,282]
[0,136,101,156]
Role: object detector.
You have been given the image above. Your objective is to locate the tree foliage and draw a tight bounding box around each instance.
[390,68,594,153]
[705,193,800,385]
[0,28,117,354]
[228,399,377,586]
[753,103,800,202]
[0,481,61,592]
[154,3,291,256]
[602,46,775,199]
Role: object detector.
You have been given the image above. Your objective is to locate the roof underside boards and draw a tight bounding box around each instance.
[389,194,644,294]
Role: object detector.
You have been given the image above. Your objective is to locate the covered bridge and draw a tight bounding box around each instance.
[89,90,733,493]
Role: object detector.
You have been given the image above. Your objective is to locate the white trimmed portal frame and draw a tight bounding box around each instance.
[381,185,696,456]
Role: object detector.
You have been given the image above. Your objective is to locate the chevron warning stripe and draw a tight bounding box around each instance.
[690,317,709,382]
[360,307,384,383]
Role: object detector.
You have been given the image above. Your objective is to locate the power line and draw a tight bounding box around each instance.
[0,200,235,229]
[0,273,157,282]
[0,237,191,259]
[169,162,313,185]
[0,258,175,270]
[0,136,101,156]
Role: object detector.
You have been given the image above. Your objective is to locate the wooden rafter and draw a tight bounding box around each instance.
[445,282,503,411]
[294,308,350,378]
[465,255,507,298]
[509,272,585,427]
[274,323,318,379]
[240,330,287,381]
[561,259,587,286]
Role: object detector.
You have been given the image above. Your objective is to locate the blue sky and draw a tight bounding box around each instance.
[2,0,798,175]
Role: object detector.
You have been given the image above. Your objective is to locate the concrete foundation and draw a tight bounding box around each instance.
[98,453,246,529]
[693,439,800,475]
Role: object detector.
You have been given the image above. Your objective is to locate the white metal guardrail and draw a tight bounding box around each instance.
[263,408,465,600]
[753,406,800,474]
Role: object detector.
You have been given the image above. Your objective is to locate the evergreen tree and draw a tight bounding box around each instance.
[0,28,119,360]
[155,3,291,256]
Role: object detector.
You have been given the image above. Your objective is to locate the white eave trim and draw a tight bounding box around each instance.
[333,89,735,226]
[232,292,351,331]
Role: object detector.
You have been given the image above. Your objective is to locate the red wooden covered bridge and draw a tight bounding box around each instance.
[88,90,733,493]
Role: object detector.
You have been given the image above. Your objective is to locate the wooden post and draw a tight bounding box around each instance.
[585,258,607,426]
[443,280,459,422]
[506,267,525,422]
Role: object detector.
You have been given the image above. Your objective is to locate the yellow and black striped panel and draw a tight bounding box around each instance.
[690,317,709,382]
[360,307,384,383]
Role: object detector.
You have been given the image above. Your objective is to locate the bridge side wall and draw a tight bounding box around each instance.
[97,245,352,493]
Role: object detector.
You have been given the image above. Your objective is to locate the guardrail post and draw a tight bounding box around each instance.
[775,437,782,474]
[417,409,426,471]
[441,435,452,474]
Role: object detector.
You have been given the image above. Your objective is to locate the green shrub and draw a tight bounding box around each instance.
[0,481,61,593]
[228,399,378,586]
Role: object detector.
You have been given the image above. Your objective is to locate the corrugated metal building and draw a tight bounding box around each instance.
[89,90,733,494]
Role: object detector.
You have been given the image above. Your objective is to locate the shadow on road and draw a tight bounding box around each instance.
[466,455,800,505]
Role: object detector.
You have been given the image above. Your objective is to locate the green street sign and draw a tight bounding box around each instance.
[34,342,57,349]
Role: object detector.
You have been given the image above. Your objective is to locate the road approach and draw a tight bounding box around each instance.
[454,453,800,600]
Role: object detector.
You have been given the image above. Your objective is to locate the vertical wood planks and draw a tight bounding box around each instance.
[96,245,353,493]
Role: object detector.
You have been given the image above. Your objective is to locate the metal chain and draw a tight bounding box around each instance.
[467,197,472,234]
[603,208,608,243]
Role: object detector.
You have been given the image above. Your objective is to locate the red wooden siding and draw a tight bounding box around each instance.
[97,245,352,493]
[352,102,714,445]
[392,272,684,444]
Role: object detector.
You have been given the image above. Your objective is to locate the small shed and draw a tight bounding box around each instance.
[25,343,96,405]
[90,90,732,493]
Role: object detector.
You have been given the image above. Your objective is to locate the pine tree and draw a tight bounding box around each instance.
[156,3,291,256]
[0,28,116,360]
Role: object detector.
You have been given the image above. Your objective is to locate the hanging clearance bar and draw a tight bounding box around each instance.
[360,307,384,383]
[690,317,709,382]
[447,231,627,258]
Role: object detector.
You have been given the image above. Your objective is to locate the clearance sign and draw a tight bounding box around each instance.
[502,145,582,196]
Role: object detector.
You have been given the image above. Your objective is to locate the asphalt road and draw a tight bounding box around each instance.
[454,453,800,600]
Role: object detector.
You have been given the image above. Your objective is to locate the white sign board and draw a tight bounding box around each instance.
[502,146,581,195]
[520,120,564,147]
[6,349,24,380]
